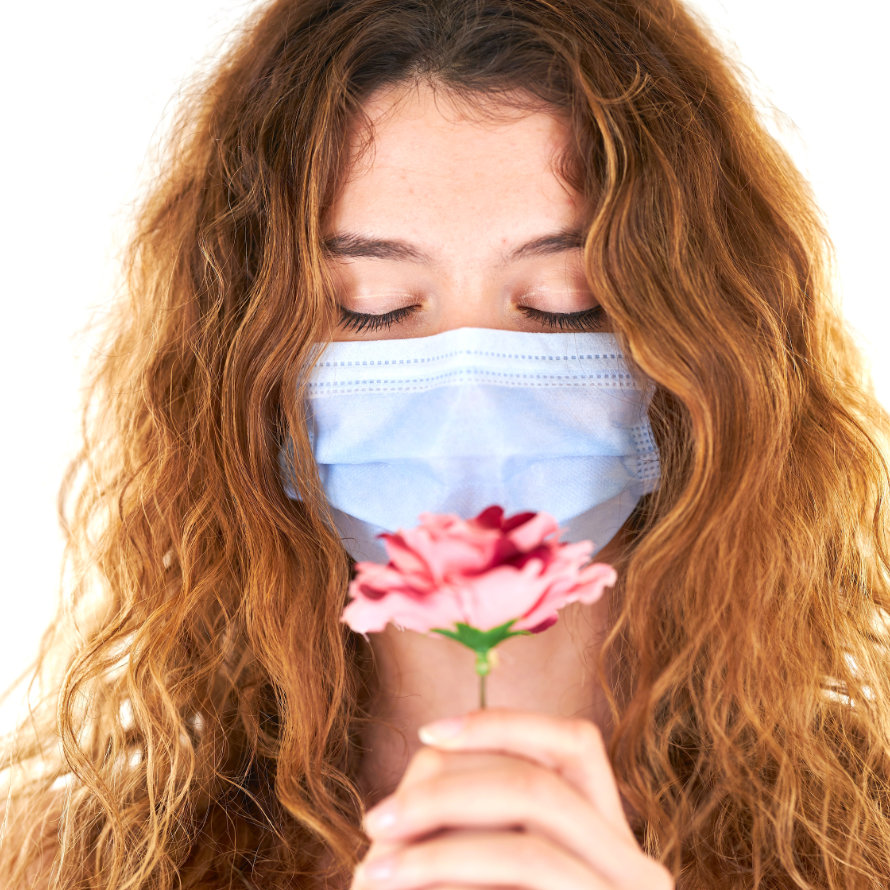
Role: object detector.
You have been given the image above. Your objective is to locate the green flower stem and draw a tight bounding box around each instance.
[430,619,532,712]
[475,649,492,709]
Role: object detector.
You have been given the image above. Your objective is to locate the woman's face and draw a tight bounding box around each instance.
[323,83,610,340]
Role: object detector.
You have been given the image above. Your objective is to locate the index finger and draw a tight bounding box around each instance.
[417,707,636,841]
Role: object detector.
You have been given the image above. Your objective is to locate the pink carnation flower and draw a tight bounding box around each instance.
[341,505,617,636]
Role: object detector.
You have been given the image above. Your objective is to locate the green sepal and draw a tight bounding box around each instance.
[429,618,533,669]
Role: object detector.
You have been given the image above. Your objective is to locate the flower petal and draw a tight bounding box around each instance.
[503,510,561,553]
[455,561,556,631]
[341,506,618,642]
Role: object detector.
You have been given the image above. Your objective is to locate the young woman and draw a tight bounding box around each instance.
[3,1,889,888]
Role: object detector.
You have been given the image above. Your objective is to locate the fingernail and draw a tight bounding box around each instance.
[418,715,466,744]
[364,799,399,832]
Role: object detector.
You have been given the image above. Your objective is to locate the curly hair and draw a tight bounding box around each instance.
[2,1,889,887]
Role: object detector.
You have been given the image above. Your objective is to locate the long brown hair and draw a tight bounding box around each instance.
[2,1,889,887]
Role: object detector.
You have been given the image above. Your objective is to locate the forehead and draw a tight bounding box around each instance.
[341,81,575,185]
[327,84,582,242]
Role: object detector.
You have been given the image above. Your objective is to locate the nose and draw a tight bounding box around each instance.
[421,285,521,337]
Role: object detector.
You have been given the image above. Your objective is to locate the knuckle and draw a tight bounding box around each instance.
[414,743,448,769]
[568,715,605,755]
[403,743,448,781]
[422,771,454,801]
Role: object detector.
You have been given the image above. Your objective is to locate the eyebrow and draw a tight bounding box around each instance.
[321,226,586,266]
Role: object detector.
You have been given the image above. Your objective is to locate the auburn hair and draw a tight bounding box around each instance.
[2,1,889,887]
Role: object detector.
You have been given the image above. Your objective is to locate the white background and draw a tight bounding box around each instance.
[1,1,887,732]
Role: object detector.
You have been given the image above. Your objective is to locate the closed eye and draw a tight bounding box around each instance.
[337,303,606,334]
[518,304,607,331]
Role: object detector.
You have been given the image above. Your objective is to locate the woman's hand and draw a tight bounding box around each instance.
[351,707,673,889]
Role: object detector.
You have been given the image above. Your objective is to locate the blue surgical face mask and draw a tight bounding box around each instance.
[281,325,660,564]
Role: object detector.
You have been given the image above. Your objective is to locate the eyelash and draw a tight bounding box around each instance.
[337,303,606,333]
